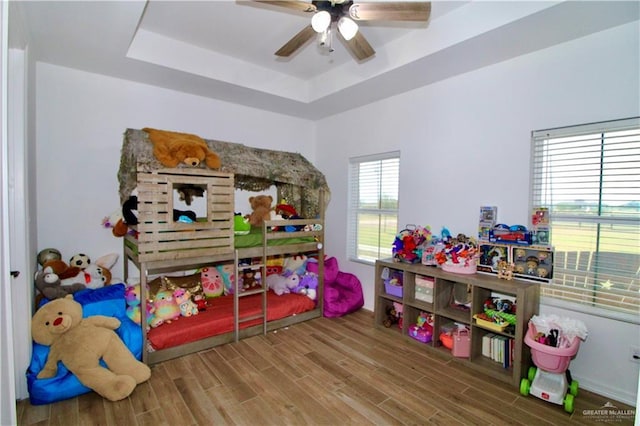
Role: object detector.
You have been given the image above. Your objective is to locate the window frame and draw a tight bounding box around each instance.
[530,117,640,323]
[347,151,400,265]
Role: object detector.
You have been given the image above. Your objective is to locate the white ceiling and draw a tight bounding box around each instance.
[11,1,640,119]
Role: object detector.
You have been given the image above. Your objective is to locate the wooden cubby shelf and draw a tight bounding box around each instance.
[374,259,540,387]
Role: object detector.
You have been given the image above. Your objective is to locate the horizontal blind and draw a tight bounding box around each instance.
[348,152,400,262]
[531,117,640,318]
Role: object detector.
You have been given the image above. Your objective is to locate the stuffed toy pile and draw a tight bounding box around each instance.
[31,295,151,401]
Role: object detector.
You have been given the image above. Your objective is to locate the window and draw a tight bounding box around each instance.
[531,117,640,320]
[348,152,400,263]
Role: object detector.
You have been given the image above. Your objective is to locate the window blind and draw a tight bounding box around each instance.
[531,117,640,319]
[348,152,400,263]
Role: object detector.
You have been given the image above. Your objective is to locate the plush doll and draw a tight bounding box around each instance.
[146,299,163,329]
[124,284,142,324]
[266,272,300,296]
[34,266,86,300]
[59,253,119,290]
[121,195,196,227]
[294,273,318,301]
[31,295,151,401]
[175,184,205,206]
[42,259,81,281]
[173,288,198,317]
[201,267,224,298]
[143,127,221,169]
[246,195,273,227]
[234,213,251,235]
[152,289,181,324]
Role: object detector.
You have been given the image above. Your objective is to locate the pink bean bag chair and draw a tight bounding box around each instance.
[308,257,364,318]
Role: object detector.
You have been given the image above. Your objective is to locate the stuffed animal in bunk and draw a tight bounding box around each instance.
[294,273,318,301]
[274,201,303,231]
[121,195,197,228]
[142,127,221,169]
[30,295,151,402]
[173,288,199,317]
[246,195,273,227]
[234,213,251,235]
[152,288,181,324]
[55,253,119,290]
[34,266,86,300]
[124,284,142,324]
[266,272,300,296]
[175,183,206,206]
[201,267,224,298]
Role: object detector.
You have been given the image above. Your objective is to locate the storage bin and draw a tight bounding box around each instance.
[415,275,434,303]
[384,282,403,298]
[452,329,471,357]
[409,324,433,343]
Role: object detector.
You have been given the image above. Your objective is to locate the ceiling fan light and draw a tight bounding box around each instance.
[311,11,331,33]
[337,16,358,41]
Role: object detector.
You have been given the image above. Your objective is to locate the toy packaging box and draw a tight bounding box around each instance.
[478,206,498,240]
[478,243,553,283]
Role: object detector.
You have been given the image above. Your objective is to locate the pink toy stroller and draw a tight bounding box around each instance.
[520,321,581,413]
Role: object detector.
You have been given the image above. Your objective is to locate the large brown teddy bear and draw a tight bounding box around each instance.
[143,127,221,169]
[247,195,273,227]
[31,295,151,401]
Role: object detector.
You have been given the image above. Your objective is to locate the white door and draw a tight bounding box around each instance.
[0,1,18,424]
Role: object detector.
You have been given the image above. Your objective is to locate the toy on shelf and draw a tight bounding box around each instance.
[392,225,432,264]
[489,224,533,245]
[520,315,588,413]
[433,229,478,274]
[408,312,433,343]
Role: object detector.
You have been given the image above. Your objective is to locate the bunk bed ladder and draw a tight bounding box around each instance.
[233,237,268,342]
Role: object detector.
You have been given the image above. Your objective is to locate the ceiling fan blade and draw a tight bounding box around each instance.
[275,25,316,57]
[349,2,431,21]
[248,1,317,13]
[341,31,375,61]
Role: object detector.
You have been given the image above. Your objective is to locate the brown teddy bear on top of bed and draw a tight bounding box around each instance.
[143,127,221,169]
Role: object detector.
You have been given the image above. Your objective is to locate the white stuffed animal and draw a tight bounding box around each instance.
[266,273,300,296]
[60,253,119,290]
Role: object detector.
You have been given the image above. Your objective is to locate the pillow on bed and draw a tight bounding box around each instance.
[26,283,143,405]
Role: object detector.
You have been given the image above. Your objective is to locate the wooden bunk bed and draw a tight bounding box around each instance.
[118,129,330,364]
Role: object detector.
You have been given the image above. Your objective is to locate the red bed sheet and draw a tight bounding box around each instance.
[147,291,315,350]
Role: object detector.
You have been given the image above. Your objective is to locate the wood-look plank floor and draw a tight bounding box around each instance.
[17,310,636,425]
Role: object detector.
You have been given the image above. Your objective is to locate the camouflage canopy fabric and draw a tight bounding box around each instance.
[118,129,330,219]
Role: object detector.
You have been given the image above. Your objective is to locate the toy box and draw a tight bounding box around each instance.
[414,275,434,303]
[478,243,553,283]
[408,324,433,343]
[511,246,553,283]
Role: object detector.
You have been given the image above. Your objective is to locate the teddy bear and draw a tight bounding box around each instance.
[246,195,273,227]
[31,295,151,401]
[143,127,221,169]
[34,266,86,300]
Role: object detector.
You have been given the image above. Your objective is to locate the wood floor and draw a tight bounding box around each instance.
[17,309,636,425]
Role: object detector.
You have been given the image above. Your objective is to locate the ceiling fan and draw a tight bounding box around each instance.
[249,1,431,61]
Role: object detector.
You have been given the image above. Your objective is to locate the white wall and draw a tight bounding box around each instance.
[35,64,315,281]
[316,22,640,405]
